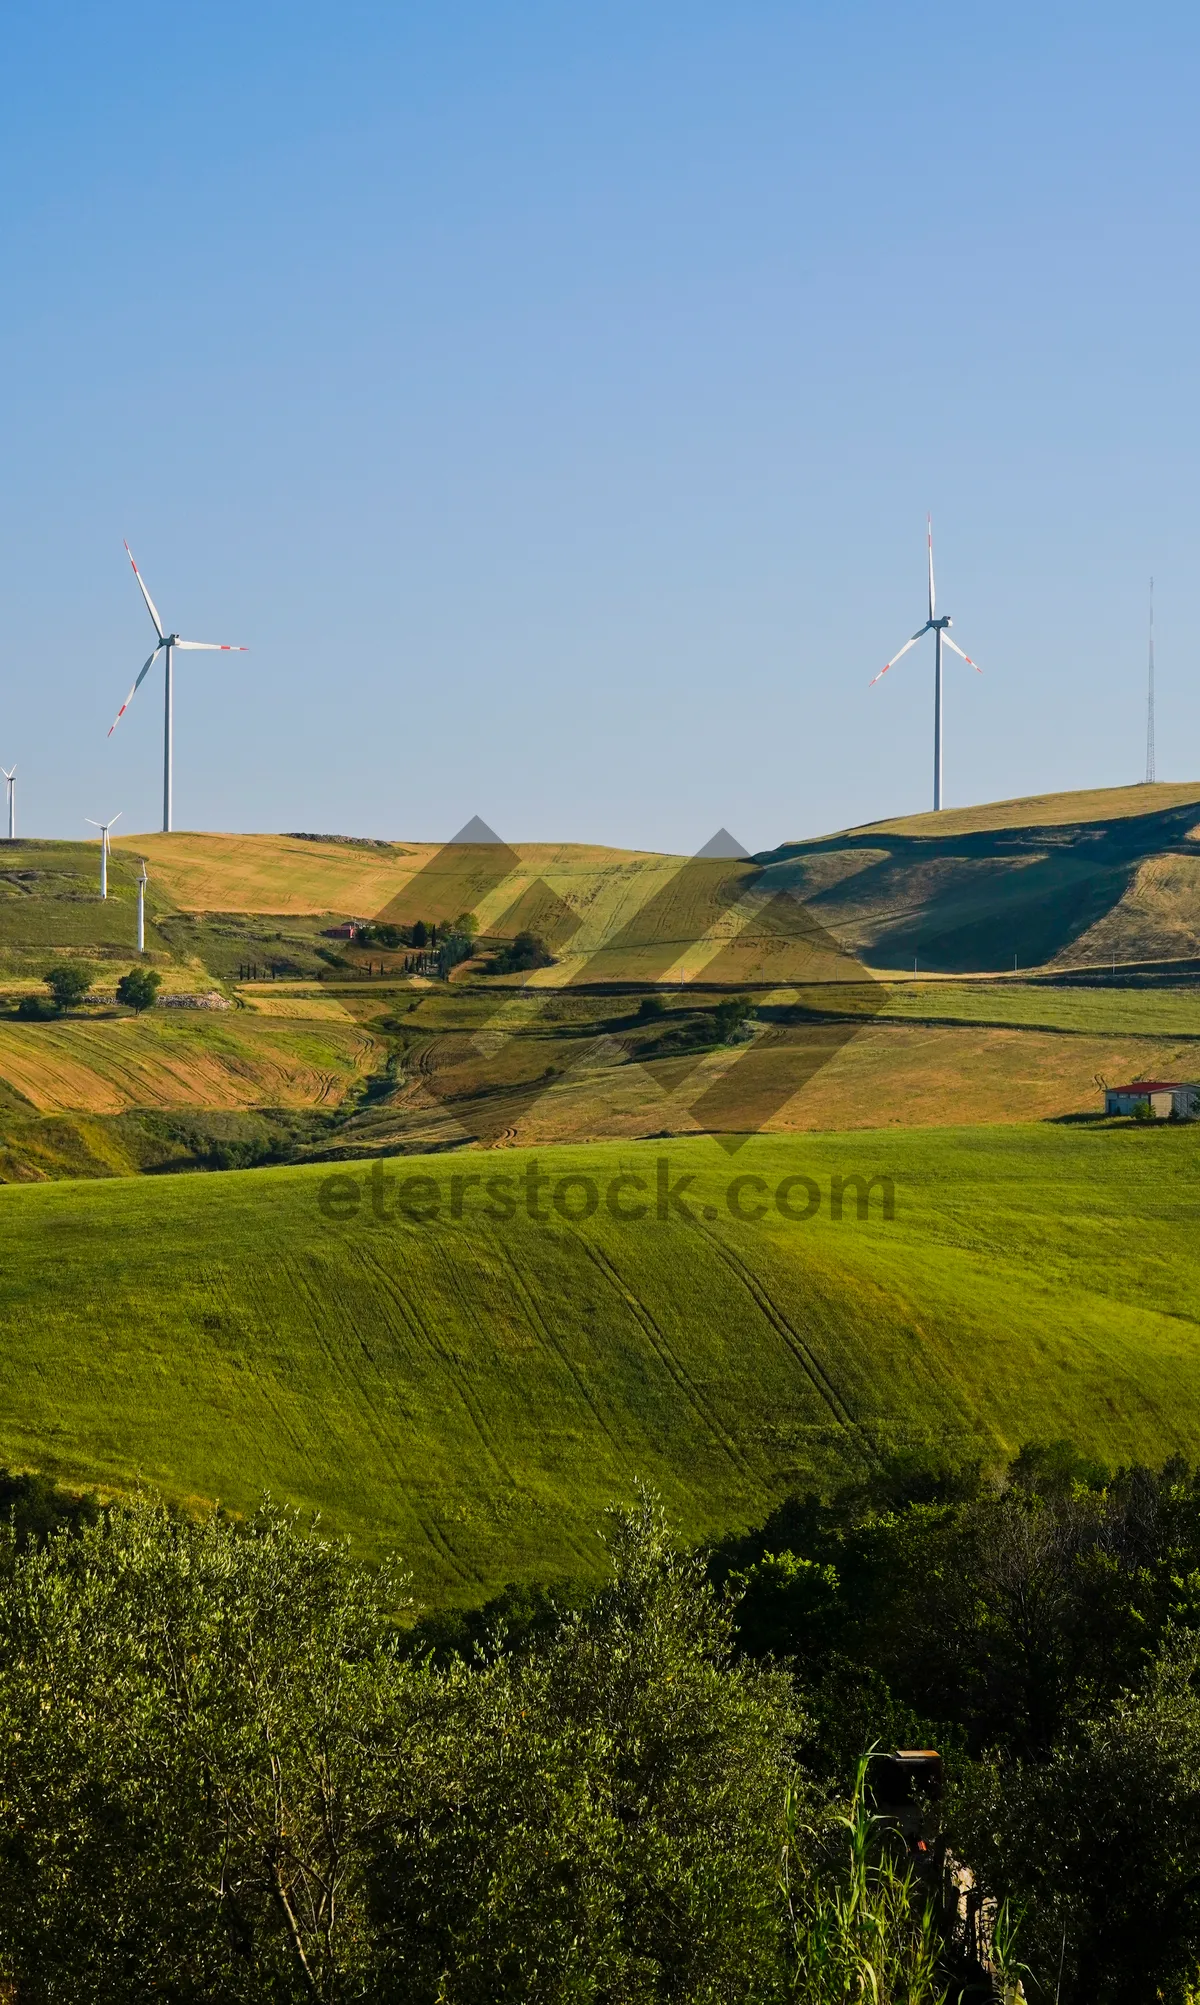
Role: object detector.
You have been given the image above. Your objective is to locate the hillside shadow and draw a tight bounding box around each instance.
[758,799,1200,973]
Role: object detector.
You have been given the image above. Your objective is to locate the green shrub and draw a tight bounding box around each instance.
[42,962,94,1010]
[115,967,162,1014]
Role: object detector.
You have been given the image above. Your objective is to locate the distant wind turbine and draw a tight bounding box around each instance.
[870,517,982,811]
[85,813,122,899]
[1,768,14,841]
[108,543,246,833]
[136,858,148,953]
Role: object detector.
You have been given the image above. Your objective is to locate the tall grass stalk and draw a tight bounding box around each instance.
[781,1756,945,2004]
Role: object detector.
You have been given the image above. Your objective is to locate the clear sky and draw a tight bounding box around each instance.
[2,2,1198,852]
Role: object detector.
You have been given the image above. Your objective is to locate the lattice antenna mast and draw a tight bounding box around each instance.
[1145,576,1156,784]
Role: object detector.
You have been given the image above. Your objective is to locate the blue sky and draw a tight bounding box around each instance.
[2,2,1198,851]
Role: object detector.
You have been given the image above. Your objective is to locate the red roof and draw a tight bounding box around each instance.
[1107,1081,1193,1093]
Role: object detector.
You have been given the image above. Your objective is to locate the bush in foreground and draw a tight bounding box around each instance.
[0,1489,947,2003]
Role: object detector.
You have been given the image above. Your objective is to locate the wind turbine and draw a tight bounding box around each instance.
[136,858,148,953]
[85,813,121,899]
[108,542,246,833]
[870,517,982,811]
[1,768,14,841]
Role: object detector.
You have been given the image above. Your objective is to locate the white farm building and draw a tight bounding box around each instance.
[1104,1079,1200,1120]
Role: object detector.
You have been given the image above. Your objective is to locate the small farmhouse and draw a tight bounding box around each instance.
[1104,1079,1200,1120]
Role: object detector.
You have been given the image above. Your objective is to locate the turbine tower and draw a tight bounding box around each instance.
[85,813,122,899]
[1145,577,1156,785]
[137,858,148,953]
[108,543,246,833]
[1,768,14,841]
[871,517,982,811]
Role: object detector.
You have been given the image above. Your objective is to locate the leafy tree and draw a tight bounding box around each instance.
[410,920,428,949]
[636,995,666,1020]
[368,1491,801,2002]
[16,994,56,1020]
[497,930,553,975]
[0,1497,414,2002]
[718,1451,1200,1764]
[452,912,479,939]
[712,996,756,1043]
[953,1629,1200,2005]
[436,937,471,979]
[115,967,162,1013]
[0,1489,813,2005]
[42,962,94,1010]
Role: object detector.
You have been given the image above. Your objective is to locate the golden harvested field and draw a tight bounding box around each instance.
[238,992,358,1022]
[1054,851,1200,968]
[0,1012,382,1114]
[111,831,697,931]
[110,832,440,915]
[773,1021,1199,1131]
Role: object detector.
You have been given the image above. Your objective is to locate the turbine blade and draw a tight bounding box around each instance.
[172,640,248,652]
[124,542,165,640]
[109,812,122,826]
[869,628,927,686]
[107,645,164,735]
[927,515,936,621]
[942,633,982,673]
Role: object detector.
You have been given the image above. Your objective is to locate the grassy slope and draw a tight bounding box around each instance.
[843,780,1200,838]
[102,783,1200,981]
[852,982,1200,1037]
[759,782,1200,974]
[0,1010,382,1114]
[0,1127,1194,1601]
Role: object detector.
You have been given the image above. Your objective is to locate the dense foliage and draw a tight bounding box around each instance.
[116,966,162,1013]
[4,1453,1200,2001]
[0,1488,890,2004]
[711,1445,1200,2004]
[41,962,94,1010]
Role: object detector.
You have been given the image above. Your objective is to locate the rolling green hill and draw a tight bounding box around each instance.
[21,783,1200,992]
[1,1125,1195,1603]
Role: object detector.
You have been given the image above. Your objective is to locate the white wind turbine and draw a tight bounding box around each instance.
[108,542,246,833]
[1,768,14,841]
[85,813,122,899]
[870,517,982,811]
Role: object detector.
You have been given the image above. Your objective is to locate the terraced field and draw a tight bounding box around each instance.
[0,1125,1194,1601]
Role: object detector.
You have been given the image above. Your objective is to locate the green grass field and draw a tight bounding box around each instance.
[871,981,1200,1038]
[1,1124,1195,1604]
